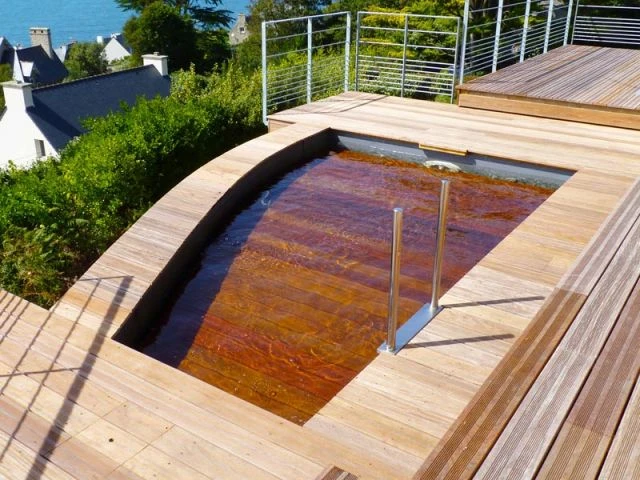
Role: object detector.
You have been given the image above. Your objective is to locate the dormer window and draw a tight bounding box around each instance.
[34,139,45,158]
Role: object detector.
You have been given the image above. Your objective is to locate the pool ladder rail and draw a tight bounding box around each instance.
[379,179,450,355]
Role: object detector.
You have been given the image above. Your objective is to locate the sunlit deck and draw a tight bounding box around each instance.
[458,45,640,130]
[2,90,640,478]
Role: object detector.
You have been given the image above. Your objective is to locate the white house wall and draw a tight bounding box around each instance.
[103,39,130,63]
[0,110,56,168]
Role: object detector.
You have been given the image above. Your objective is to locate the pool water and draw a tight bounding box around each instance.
[137,150,554,424]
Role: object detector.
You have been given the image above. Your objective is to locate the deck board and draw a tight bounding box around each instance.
[0,91,638,477]
[458,45,640,128]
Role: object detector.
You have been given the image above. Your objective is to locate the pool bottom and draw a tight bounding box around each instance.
[137,150,555,425]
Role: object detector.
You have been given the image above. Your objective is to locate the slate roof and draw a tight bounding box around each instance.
[28,65,170,151]
[11,46,68,84]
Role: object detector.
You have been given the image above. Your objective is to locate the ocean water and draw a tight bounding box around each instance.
[0,0,250,48]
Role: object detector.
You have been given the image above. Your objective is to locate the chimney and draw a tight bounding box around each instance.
[142,53,169,76]
[30,27,54,58]
[2,81,34,110]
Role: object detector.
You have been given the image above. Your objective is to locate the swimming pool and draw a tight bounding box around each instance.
[133,148,556,424]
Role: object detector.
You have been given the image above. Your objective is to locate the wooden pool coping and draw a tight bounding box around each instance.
[2,92,640,478]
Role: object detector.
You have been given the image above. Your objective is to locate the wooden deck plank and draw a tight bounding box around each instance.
[475,204,640,478]
[600,377,640,479]
[457,45,640,129]
[537,278,640,479]
[0,92,638,478]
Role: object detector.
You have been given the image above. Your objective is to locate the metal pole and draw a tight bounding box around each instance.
[307,17,313,104]
[564,0,575,46]
[261,21,268,125]
[544,0,555,53]
[571,0,581,45]
[451,17,461,103]
[400,14,410,98]
[520,0,531,63]
[430,180,450,312]
[459,0,470,85]
[355,12,361,91]
[385,207,403,354]
[492,0,504,73]
[344,12,351,92]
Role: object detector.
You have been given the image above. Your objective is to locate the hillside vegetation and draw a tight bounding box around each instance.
[0,64,262,306]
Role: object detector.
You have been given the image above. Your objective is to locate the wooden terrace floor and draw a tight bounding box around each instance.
[1,92,640,478]
[458,45,640,130]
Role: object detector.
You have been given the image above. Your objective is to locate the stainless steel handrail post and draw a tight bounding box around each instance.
[385,207,403,353]
[430,180,450,312]
[261,21,268,125]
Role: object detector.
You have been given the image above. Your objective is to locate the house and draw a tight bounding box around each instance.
[0,54,170,167]
[54,41,77,63]
[99,33,131,63]
[229,14,250,46]
[0,28,68,85]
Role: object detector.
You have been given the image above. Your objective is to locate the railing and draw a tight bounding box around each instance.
[261,12,351,124]
[380,180,450,354]
[355,12,460,102]
[572,3,640,47]
[460,0,574,81]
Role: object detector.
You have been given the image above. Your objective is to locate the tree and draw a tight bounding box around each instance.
[64,42,109,81]
[124,2,201,71]
[116,0,232,29]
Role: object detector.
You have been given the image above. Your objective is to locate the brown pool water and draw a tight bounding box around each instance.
[138,150,554,424]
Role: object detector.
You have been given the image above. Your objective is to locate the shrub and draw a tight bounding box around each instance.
[0,61,264,306]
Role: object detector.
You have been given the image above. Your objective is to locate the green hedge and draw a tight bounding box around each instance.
[0,63,264,306]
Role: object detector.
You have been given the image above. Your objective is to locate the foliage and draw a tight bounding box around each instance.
[122,1,230,72]
[116,0,232,29]
[123,2,200,71]
[64,42,109,81]
[0,63,12,111]
[0,60,264,306]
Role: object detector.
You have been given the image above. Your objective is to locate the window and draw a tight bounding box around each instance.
[239,27,246,33]
[34,139,45,158]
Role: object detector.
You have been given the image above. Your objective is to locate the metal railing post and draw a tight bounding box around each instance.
[564,0,575,46]
[307,17,313,103]
[492,0,504,73]
[459,0,470,85]
[400,14,410,97]
[261,21,268,125]
[355,12,361,91]
[571,0,581,45]
[430,180,450,312]
[544,0,555,52]
[344,12,351,92]
[384,207,403,354]
[451,17,461,102]
[520,0,531,63]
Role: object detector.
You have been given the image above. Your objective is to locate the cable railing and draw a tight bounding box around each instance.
[261,12,351,124]
[355,12,460,102]
[460,0,574,81]
[261,1,640,121]
[572,4,640,47]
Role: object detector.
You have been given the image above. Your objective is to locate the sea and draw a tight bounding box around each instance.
[0,0,250,48]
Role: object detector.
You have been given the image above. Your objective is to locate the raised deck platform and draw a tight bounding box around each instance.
[458,45,640,130]
[2,92,640,478]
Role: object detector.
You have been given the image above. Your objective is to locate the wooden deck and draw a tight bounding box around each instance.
[457,45,640,129]
[1,91,640,478]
